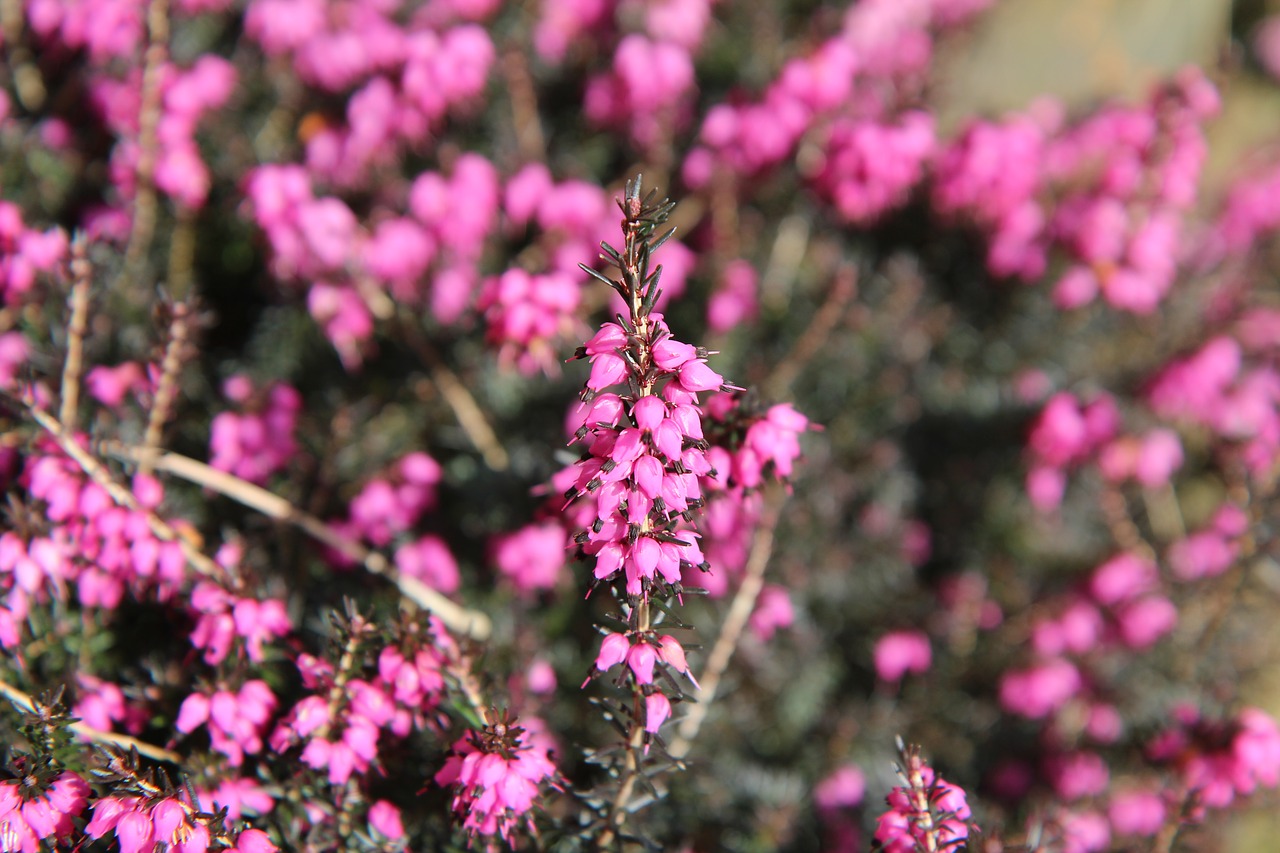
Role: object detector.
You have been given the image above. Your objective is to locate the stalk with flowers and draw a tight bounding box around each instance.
[562,176,718,838]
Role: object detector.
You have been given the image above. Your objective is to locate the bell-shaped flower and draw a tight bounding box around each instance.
[627,642,657,684]
[595,632,630,673]
[678,360,723,392]
[644,692,672,733]
[632,395,666,431]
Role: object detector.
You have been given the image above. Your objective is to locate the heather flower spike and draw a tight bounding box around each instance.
[874,738,974,853]
[563,175,723,835]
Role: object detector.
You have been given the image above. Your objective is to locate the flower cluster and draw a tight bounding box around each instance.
[0,769,89,852]
[209,376,301,486]
[873,742,973,853]
[434,711,557,843]
[936,69,1218,313]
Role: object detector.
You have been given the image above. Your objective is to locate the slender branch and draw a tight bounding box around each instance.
[100,441,493,641]
[27,404,239,589]
[670,485,784,758]
[140,296,195,473]
[120,0,170,280]
[399,315,509,471]
[764,263,858,402]
[598,716,647,849]
[166,208,197,299]
[502,47,545,163]
[0,676,182,764]
[599,596,652,848]
[58,235,93,429]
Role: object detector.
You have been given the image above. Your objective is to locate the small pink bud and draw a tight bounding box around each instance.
[873,630,932,683]
[652,338,695,369]
[631,536,660,578]
[644,692,671,733]
[595,633,629,672]
[632,395,666,431]
[584,323,627,356]
[175,693,210,733]
[588,353,628,390]
[678,360,723,392]
[627,643,657,684]
[632,455,665,499]
[368,800,404,840]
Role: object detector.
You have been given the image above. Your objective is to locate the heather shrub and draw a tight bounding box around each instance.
[2,1,1280,851]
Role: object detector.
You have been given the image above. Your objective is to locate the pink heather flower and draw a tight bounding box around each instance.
[708,259,759,334]
[815,112,936,225]
[749,583,794,641]
[999,658,1082,719]
[874,756,971,853]
[434,716,557,842]
[84,361,146,407]
[0,332,29,391]
[1032,599,1103,657]
[525,659,557,695]
[1088,552,1159,606]
[1168,528,1237,581]
[478,268,581,375]
[307,282,373,370]
[0,770,89,851]
[368,800,404,840]
[934,114,1046,228]
[340,454,442,549]
[874,630,931,683]
[73,675,140,733]
[1046,751,1110,801]
[584,34,696,150]
[644,692,672,734]
[205,777,275,822]
[815,764,866,811]
[227,828,278,852]
[1114,595,1177,649]
[394,535,460,593]
[1055,808,1111,853]
[189,582,290,665]
[1029,393,1090,466]
[86,795,209,853]
[1027,464,1067,512]
[1086,703,1124,743]
[593,632,630,677]
[209,378,301,485]
[1098,429,1184,487]
[533,0,609,62]
[176,681,278,766]
[1148,706,1280,809]
[626,642,658,685]
[1108,790,1166,837]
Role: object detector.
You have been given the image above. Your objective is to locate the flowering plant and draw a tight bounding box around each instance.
[4,0,1280,850]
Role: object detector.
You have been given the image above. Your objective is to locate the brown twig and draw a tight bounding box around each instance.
[26,404,240,589]
[398,313,509,471]
[100,441,493,640]
[58,235,92,429]
[764,263,858,401]
[598,596,652,850]
[0,674,182,764]
[140,295,195,474]
[502,48,546,163]
[166,208,197,299]
[670,484,785,759]
[121,0,171,280]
